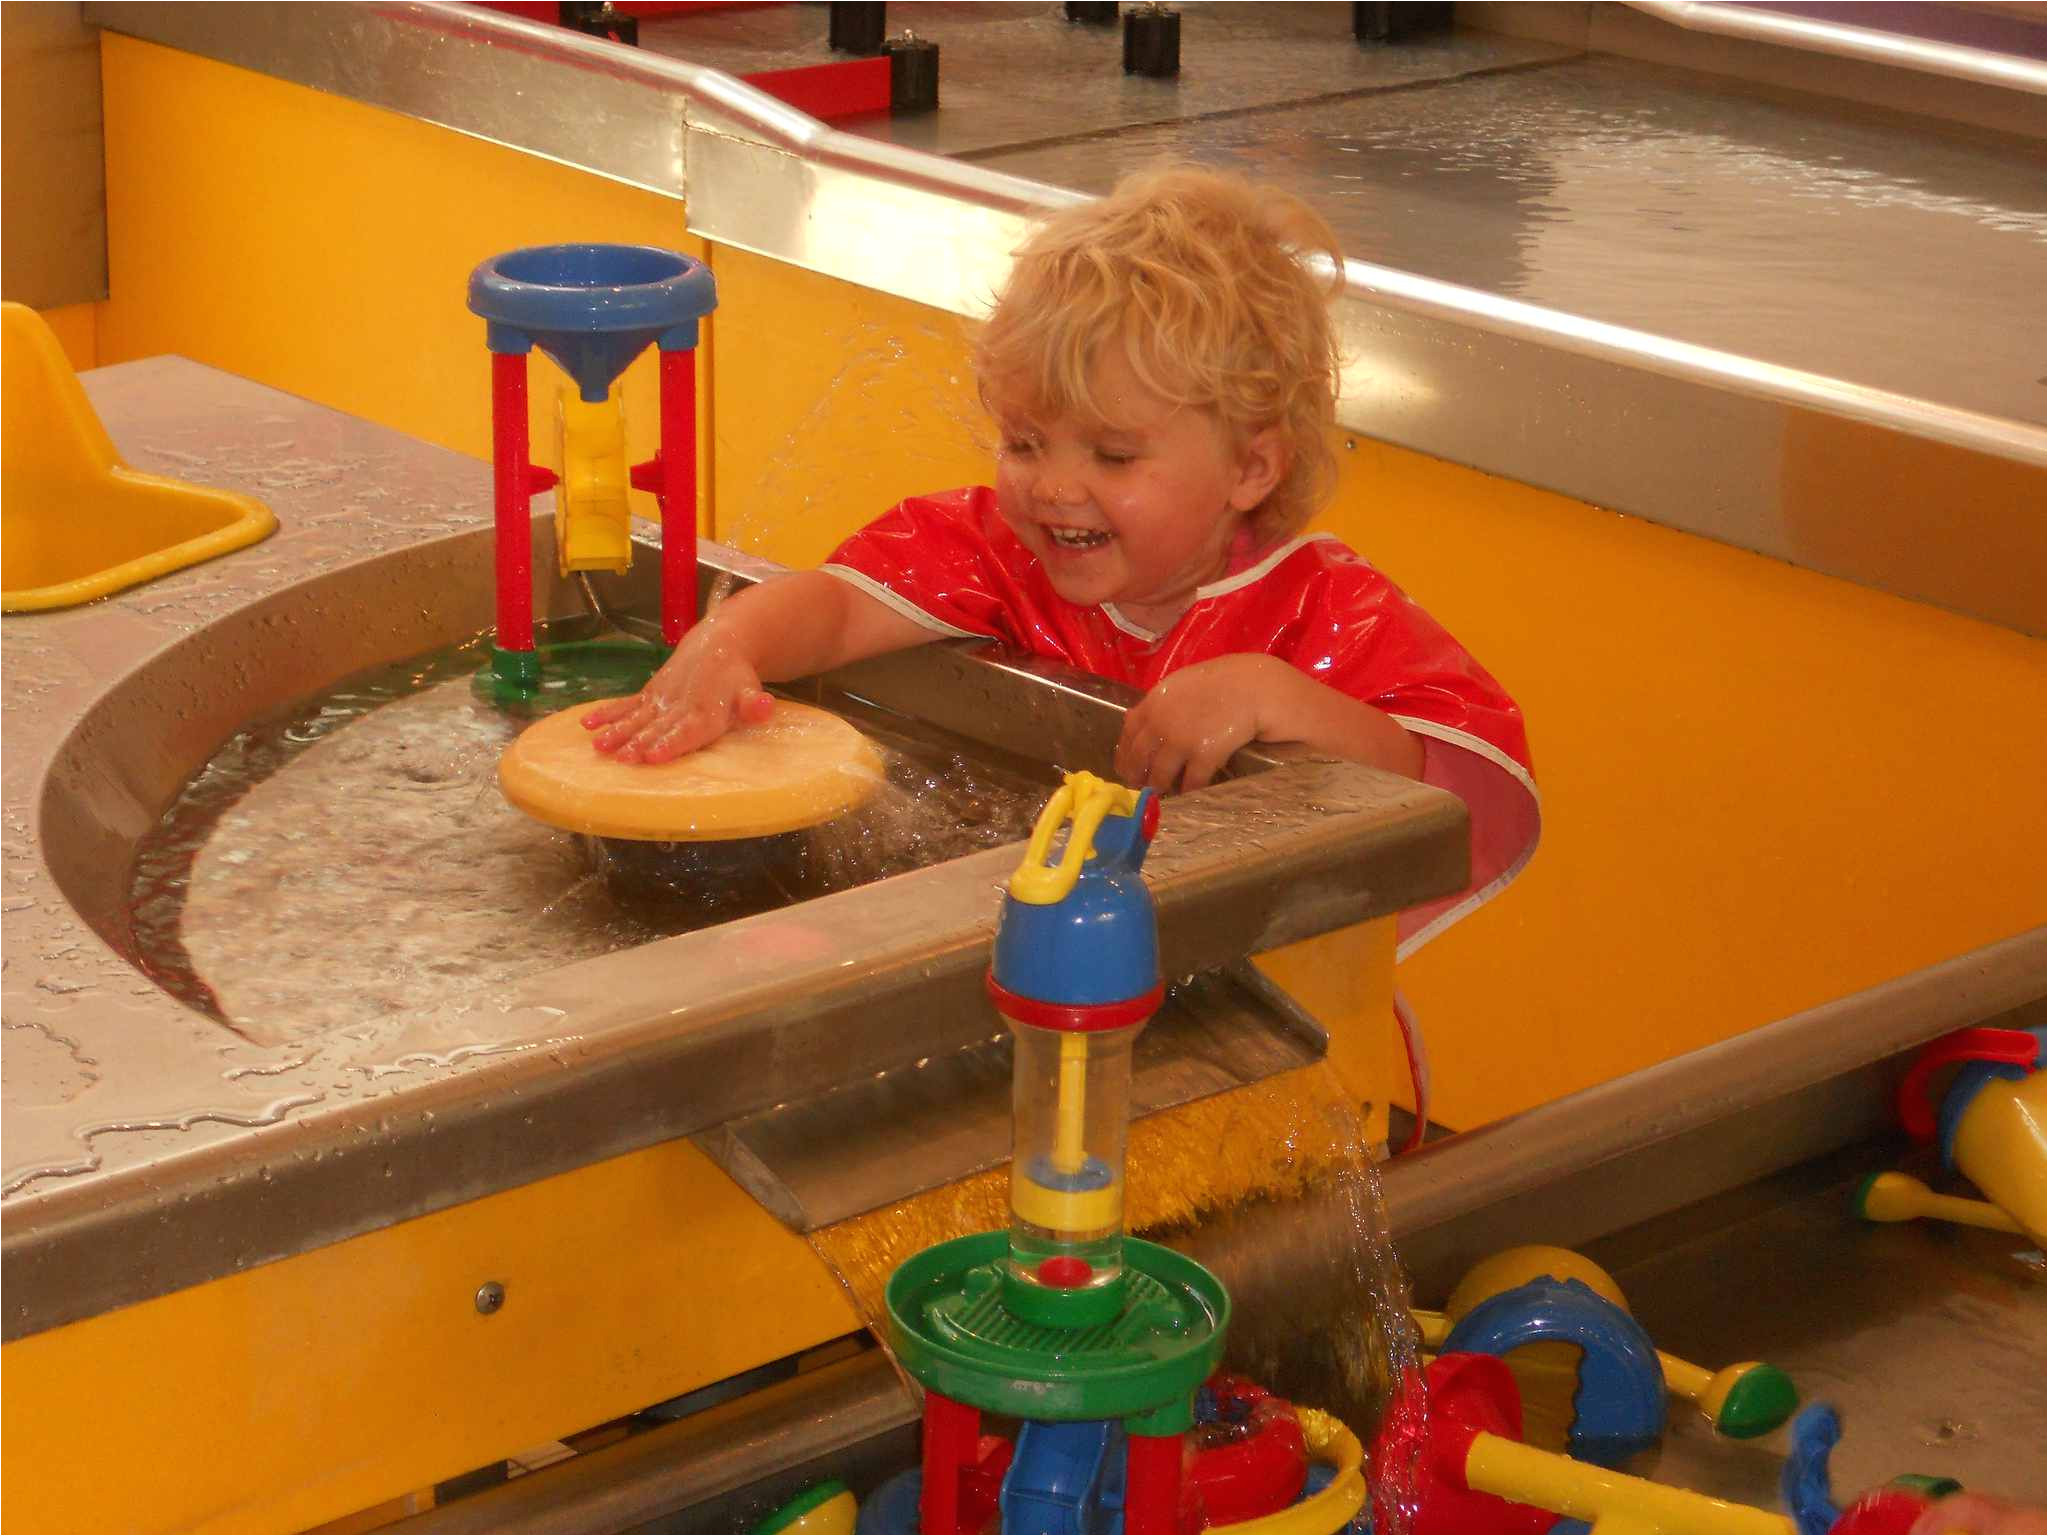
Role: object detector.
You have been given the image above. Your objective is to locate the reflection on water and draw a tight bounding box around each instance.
[127,637,1048,1046]
[974,54,2046,421]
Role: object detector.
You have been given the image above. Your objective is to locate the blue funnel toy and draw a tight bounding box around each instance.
[467,244,716,401]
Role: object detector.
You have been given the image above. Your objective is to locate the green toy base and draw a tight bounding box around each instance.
[887,1231,1229,1432]
[473,637,669,716]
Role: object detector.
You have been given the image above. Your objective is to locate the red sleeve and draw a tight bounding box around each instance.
[1289,556,1541,959]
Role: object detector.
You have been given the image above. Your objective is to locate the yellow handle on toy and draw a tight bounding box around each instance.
[1464,1430,1795,1535]
[1008,771,1141,906]
[1858,1171,2026,1233]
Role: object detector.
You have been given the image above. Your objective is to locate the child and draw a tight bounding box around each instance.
[586,165,1538,959]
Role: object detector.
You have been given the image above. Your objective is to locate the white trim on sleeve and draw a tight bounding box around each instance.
[818,564,989,640]
[1388,716,1542,962]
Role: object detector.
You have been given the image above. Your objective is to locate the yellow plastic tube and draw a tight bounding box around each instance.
[1951,1071,2045,1242]
[1464,1430,1795,1535]
[1054,1033,1089,1176]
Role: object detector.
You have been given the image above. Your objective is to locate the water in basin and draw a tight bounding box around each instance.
[126,633,1049,1046]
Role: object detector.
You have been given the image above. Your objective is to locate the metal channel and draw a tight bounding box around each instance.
[694,961,1329,1231]
[81,2,2047,632]
[1623,0,2048,93]
[4,746,1464,1341]
[1381,927,2047,1294]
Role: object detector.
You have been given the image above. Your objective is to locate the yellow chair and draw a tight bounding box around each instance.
[1,301,275,611]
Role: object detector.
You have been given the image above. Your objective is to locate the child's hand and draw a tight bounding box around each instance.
[581,624,776,765]
[1116,654,1426,792]
[1115,655,1285,793]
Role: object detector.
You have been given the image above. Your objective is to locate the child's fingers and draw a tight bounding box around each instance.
[634,700,746,765]
[1142,740,1191,795]
[580,696,641,730]
[1178,737,1238,792]
[590,700,662,754]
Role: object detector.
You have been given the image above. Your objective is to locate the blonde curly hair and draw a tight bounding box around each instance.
[974,164,1344,544]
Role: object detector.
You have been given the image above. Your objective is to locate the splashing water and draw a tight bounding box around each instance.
[804,1060,1429,1532]
[124,633,1049,1046]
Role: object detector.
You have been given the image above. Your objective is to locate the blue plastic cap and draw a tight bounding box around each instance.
[1937,1060,2031,1171]
[468,244,717,401]
[991,790,1159,1009]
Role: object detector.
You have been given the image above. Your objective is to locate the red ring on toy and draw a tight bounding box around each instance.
[985,975,1164,1032]
[1187,1374,1308,1529]
[1895,1026,2039,1142]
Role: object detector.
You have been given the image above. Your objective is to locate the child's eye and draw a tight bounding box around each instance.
[1094,449,1136,467]
[1001,437,1040,458]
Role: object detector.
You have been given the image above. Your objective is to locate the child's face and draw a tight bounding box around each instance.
[991,352,1283,628]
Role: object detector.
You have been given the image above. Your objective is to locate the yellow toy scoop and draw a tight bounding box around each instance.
[498,697,884,841]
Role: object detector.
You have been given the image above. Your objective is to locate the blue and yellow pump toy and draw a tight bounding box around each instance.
[877,772,1369,1535]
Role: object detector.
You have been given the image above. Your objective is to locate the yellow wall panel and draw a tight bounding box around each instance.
[97,34,702,526]
[1,1138,861,1534]
[1345,437,2044,1126]
[707,243,989,566]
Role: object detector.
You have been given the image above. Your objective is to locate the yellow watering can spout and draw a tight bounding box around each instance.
[1,301,276,612]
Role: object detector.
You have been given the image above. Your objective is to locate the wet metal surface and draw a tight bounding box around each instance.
[1594,1143,2046,1510]
[0,359,1467,1340]
[695,961,1327,1231]
[656,2,2048,426]
[638,2,1581,158]
[978,54,2045,423]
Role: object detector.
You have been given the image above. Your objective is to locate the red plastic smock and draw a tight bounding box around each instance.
[822,487,1540,957]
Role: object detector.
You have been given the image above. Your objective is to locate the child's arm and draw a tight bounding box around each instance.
[582,570,933,764]
[1113,654,1424,793]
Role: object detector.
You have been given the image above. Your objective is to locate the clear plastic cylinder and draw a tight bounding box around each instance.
[1002,1015,1143,1321]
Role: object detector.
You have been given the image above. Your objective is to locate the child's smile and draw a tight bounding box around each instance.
[993,352,1284,633]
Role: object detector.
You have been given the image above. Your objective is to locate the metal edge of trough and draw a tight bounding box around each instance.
[1379,926,2048,1293]
[80,0,2047,633]
[0,522,1469,1345]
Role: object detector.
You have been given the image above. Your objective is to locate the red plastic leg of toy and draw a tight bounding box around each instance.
[918,1391,980,1536]
[657,345,697,646]
[490,351,535,654]
[1125,1432,1185,1534]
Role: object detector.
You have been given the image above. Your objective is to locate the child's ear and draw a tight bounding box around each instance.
[1228,426,1289,513]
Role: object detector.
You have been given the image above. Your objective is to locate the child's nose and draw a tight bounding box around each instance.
[1035,463,1086,506]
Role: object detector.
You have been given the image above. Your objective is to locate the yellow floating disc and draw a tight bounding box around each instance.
[499,697,884,842]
